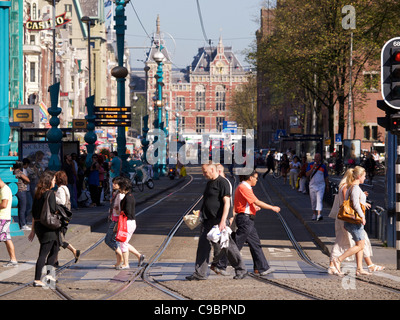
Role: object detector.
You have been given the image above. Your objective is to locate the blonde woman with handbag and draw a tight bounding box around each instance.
[328,168,385,275]
[331,166,372,276]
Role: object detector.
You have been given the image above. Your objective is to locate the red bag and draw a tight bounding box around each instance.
[115,211,128,242]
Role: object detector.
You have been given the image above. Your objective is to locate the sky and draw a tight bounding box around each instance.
[124,0,271,69]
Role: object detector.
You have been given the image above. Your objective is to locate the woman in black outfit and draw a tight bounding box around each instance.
[118,178,145,269]
[28,171,60,287]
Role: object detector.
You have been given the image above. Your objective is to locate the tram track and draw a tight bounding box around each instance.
[0,174,198,300]
[259,174,400,300]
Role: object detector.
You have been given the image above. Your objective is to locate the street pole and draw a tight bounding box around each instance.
[113,0,129,172]
[396,140,400,270]
[0,1,21,236]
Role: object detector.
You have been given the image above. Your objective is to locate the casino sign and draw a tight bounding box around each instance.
[25,13,71,31]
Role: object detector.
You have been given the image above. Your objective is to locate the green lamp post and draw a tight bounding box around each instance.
[113,0,129,173]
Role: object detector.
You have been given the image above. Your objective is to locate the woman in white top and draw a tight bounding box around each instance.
[331,166,374,276]
[289,156,301,190]
[328,169,385,275]
[55,171,80,263]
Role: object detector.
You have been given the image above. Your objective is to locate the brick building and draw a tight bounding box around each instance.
[256,7,386,154]
[131,17,250,138]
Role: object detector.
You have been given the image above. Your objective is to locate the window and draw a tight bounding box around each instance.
[196,116,205,133]
[215,85,226,111]
[196,85,206,111]
[216,117,225,132]
[371,126,378,140]
[176,96,185,111]
[363,72,379,92]
[32,3,37,20]
[30,62,36,83]
[363,126,370,140]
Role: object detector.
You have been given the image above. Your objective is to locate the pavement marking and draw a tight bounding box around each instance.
[0,260,35,281]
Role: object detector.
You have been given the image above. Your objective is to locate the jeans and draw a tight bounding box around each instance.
[105,221,120,251]
[16,191,28,227]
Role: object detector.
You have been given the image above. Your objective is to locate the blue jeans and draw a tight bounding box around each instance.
[16,191,28,227]
[105,221,120,251]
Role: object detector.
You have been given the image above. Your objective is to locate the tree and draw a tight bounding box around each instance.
[229,75,257,130]
[251,0,400,151]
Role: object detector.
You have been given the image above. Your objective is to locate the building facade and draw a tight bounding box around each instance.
[131,17,250,141]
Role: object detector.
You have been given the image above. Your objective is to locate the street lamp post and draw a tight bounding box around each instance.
[113,0,129,173]
[81,16,96,167]
[153,49,165,178]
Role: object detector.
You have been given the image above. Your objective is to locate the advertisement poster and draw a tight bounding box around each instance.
[343,139,361,165]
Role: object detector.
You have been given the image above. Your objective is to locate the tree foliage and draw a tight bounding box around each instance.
[250,0,400,148]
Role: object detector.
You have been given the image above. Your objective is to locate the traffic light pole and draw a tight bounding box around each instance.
[396,123,400,270]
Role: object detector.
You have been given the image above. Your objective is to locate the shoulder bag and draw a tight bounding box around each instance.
[40,191,62,230]
[337,187,365,224]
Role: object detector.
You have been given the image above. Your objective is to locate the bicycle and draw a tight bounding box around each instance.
[129,165,154,192]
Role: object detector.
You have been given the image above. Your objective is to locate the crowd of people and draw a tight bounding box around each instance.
[0,150,144,286]
[0,146,386,285]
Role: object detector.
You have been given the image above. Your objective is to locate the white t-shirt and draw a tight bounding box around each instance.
[0,184,12,220]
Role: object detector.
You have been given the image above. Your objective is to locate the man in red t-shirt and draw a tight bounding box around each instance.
[234,171,280,276]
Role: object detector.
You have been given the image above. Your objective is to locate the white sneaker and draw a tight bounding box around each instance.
[3,261,18,268]
[21,225,31,231]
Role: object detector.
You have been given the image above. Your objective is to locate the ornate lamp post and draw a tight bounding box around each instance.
[113,0,129,172]
[46,82,63,170]
[141,65,150,163]
[152,49,165,179]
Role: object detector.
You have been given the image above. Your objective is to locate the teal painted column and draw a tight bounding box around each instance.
[114,0,129,172]
[0,2,22,236]
[46,82,63,171]
[141,115,149,163]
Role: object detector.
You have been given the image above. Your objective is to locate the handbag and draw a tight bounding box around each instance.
[40,191,62,230]
[328,194,340,219]
[183,210,202,230]
[115,211,128,242]
[337,187,365,224]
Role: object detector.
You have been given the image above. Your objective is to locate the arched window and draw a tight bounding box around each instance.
[32,3,37,20]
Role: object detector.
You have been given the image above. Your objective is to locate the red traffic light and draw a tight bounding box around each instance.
[394,51,400,62]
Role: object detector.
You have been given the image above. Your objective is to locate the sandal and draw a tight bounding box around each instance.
[356,269,371,276]
[368,264,385,272]
[328,266,343,276]
[332,257,341,274]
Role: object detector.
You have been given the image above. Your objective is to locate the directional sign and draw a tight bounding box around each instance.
[94,120,131,127]
[96,114,131,120]
[94,106,131,113]
[335,133,342,145]
[94,106,131,127]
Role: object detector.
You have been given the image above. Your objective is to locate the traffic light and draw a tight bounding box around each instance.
[381,38,400,110]
[390,114,400,132]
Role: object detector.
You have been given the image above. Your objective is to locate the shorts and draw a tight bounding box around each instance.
[0,220,11,242]
[344,222,365,242]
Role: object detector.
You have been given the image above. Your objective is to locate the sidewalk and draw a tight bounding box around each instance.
[0,176,186,264]
[260,172,397,269]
